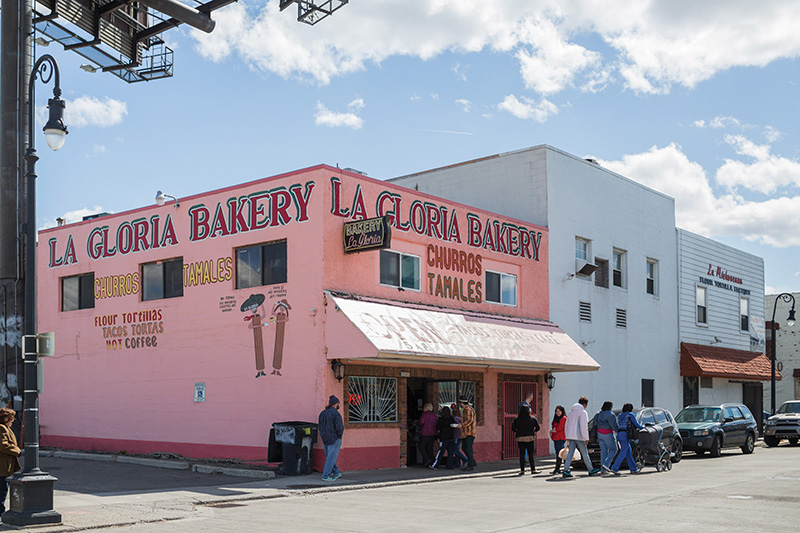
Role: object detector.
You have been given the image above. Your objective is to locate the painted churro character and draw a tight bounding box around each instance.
[270,299,291,376]
[241,294,268,378]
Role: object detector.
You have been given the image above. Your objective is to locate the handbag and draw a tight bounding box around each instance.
[589,414,598,442]
[625,413,637,440]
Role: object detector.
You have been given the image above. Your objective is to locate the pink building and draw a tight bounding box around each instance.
[37,166,598,470]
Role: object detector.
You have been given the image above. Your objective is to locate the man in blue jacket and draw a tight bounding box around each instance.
[319,395,344,481]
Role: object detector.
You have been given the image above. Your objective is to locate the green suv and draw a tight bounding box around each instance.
[676,404,758,457]
[763,400,800,447]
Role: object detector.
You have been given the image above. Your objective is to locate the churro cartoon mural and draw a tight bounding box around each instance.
[241,294,291,378]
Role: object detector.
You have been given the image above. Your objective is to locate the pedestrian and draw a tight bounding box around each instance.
[417,403,438,467]
[595,401,619,473]
[511,404,540,475]
[318,395,344,481]
[458,395,477,471]
[450,404,470,468]
[519,391,534,413]
[562,396,601,478]
[0,407,21,514]
[610,402,645,476]
[431,406,457,469]
[550,405,567,475]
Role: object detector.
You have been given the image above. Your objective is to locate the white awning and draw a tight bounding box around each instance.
[326,296,599,372]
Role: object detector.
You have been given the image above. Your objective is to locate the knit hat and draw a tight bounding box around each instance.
[329,395,340,405]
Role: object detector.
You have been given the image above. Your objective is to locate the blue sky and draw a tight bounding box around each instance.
[32,0,800,295]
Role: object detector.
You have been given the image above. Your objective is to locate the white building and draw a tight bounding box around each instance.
[677,229,769,431]
[765,292,800,410]
[391,145,682,418]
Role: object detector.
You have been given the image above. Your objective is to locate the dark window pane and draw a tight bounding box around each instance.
[380,251,399,286]
[263,241,287,285]
[62,276,79,311]
[142,262,164,301]
[486,271,500,303]
[646,278,654,294]
[400,255,419,290]
[613,270,622,287]
[697,306,707,324]
[164,259,184,298]
[237,246,262,289]
[642,379,655,408]
[79,274,95,309]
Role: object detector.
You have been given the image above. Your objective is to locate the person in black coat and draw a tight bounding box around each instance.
[431,406,457,469]
[511,404,541,475]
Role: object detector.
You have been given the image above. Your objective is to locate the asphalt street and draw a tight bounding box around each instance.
[3,443,800,532]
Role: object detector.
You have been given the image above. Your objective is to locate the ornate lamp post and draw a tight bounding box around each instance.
[2,53,66,527]
[770,293,796,415]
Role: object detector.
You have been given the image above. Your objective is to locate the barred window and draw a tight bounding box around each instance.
[437,380,476,413]
[348,377,398,423]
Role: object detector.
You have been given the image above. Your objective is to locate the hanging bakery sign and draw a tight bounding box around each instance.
[343,215,392,253]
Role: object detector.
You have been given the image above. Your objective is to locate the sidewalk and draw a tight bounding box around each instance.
[0,452,540,531]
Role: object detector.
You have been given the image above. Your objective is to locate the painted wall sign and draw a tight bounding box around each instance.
[96,308,165,350]
[343,215,391,253]
[241,294,292,378]
[425,244,483,303]
[698,275,751,295]
[706,264,743,285]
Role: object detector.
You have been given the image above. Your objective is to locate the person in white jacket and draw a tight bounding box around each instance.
[562,396,601,478]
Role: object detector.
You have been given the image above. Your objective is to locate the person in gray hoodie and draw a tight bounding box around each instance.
[562,396,601,478]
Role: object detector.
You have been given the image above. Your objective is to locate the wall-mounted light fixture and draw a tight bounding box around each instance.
[331,359,345,382]
[155,190,179,207]
[545,371,556,391]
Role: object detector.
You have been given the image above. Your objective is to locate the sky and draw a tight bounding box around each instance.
[29,0,800,296]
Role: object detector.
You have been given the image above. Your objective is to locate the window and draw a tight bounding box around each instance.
[485,271,517,306]
[646,259,658,295]
[61,273,95,311]
[723,406,743,421]
[642,379,654,408]
[594,258,609,288]
[616,308,627,328]
[379,250,420,290]
[740,298,749,332]
[142,258,183,301]
[579,301,592,322]
[438,381,476,413]
[639,409,656,425]
[575,237,589,261]
[700,377,713,389]
[654,409,668,424]
[347,377,398,423]
[696,285,707,324]
[236,240,287,289]
[612,249,626,288]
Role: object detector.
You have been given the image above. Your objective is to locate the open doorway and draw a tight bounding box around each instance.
[406,378,427,466]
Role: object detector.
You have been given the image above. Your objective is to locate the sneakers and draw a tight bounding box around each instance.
[562,471,573,478]
[601,465,610,473]
[321,476,334,481]
[588,468,601,476]
[610,469,620,476]
[531,470,539,475]
[551,468,560,475]
[332,472,342,480]
[518,471,525,476]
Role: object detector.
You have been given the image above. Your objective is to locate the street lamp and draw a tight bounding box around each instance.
[3,54,66,526]
[770,293,796,415]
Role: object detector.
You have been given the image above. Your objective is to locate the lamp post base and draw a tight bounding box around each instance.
[1,472,62,526]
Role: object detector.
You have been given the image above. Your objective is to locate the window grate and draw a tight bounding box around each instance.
[616,308,627,328]
[348,377,398,423]
[579,301,592,322]
[595,258,609,288]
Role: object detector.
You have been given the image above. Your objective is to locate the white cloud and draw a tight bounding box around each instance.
[42,206,107,229]
[314,101,364,129]
[693,116,743,129]
[714,135,800,194]
[190,2,800,95]
[64,96,128,128]
[598,143,800,247]
[455,98,473,112]
[497,94,558,122]
[764,126,782,142]
[348,98,365,110]
[452,62,468,81]
[410,94,422,102]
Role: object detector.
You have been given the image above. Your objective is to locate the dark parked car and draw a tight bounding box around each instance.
[676,403,758,456]
[763,400,800,447]
[584,407,683,470]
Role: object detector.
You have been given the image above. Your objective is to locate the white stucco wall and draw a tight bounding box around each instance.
[392,145,682,421]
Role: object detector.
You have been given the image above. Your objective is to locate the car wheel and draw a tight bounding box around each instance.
[789,437,799,446]
[709,436,721,457]
[671,439,683,463]
[741,433,755,454]
[764,436,780,447]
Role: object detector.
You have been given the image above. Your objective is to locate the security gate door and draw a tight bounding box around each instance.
[502,381,536,459]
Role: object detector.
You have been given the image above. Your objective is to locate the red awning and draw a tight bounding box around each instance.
[680,342,779,381]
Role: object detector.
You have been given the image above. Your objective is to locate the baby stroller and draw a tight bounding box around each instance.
[635,425,673,472]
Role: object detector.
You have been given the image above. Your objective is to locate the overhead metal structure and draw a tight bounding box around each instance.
[279,0,348,25]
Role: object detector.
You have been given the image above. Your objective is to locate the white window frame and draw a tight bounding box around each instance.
[646,259,658,296]
[612,249,626,288]
[575,237,589,261]
[379,250,421,291]
[485,270,517,306]
[696,285,708,325]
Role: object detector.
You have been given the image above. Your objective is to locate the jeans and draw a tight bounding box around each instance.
[518,440,535,472]
[598,431,618,469]
[432,439,456,468]
[563,439,594,472]
[461,436,476,467]
[322,439,342,478]
[612,431,638,472]
[453,438,469,467]
[553,439,566,471]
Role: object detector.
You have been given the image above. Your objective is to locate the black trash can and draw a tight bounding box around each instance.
[272,421,318,476]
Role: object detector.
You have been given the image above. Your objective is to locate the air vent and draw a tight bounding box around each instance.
[616,308,627,328]
[579,301,592,322]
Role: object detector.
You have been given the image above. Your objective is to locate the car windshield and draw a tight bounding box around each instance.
[776,402,800,414]
[676,407,721,423]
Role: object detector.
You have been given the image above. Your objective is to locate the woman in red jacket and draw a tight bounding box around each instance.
[550,405,567,475]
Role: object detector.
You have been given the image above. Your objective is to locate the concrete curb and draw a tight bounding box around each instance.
[192,464,275,479]
[53,451,116,462]
[116,456,189,470]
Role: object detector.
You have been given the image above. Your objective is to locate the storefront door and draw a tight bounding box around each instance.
[502,381,536,459]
